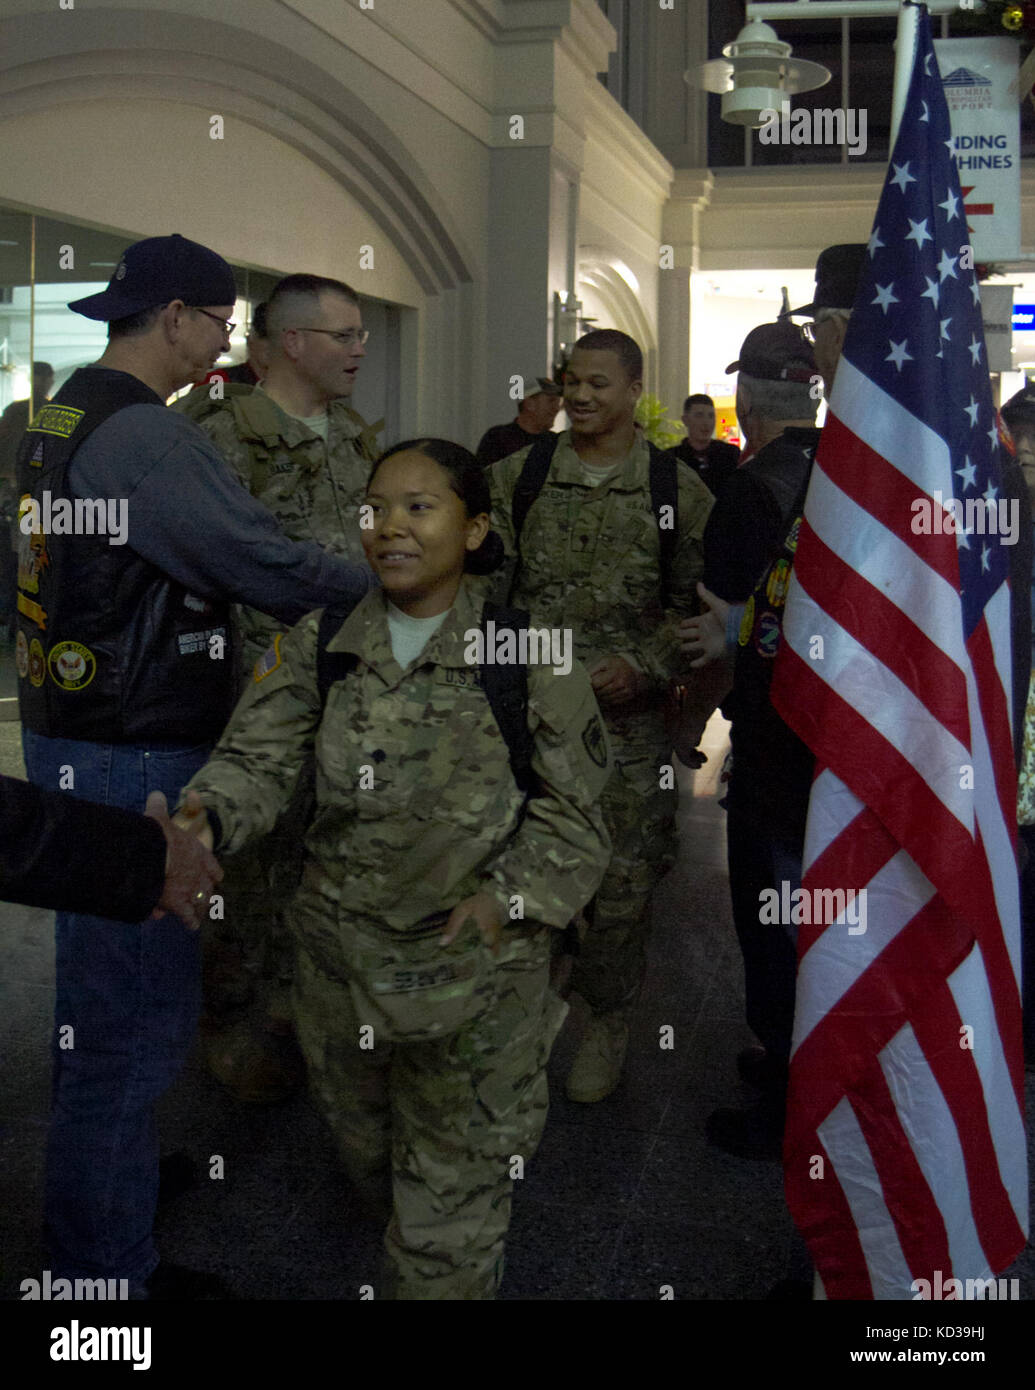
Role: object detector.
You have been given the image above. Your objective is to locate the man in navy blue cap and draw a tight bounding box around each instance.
[14,233,375,1299]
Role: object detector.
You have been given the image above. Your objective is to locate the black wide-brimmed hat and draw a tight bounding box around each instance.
[789,244,868,317]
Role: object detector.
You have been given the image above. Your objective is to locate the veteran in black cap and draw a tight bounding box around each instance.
[14,233,375,1301]
[702,318,819,602]
[787,242,868,397]
[676,316,822,1157]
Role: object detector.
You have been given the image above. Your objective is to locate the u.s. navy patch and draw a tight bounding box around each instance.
[47,640,96,691]
[28,404,84,439]
[581,714,607,768]
[253,634,283,683]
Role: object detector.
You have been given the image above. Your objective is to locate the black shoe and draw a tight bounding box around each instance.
[766,1278,813,1300]
[736,1045,791,1094]
[136,1262,236,1300]
[736,1045,769,1089]
[157,1151,198,1208]
[706,1101,784,1160]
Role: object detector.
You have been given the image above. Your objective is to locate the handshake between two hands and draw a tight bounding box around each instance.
[143,790,220,931]
[140,792,507,952]
[675,583,731,669]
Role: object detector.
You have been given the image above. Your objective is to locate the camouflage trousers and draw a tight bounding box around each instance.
[570,724,678,1015]
[293,925,567,1300]
[202,762,314,1018]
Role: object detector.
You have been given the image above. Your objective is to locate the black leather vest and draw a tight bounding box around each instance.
[15,368,235,745]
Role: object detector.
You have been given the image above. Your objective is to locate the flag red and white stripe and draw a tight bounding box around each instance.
[770,11,1028,1301]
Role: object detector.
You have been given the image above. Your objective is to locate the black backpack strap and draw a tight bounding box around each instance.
[647,442,679,608]
[316,606,358,708]
[511,431,561,546]
[480,600,537,796]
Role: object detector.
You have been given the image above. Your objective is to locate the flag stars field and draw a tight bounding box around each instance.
[907,218,932,249]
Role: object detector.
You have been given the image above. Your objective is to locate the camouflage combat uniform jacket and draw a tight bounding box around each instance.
[487,430,714,736]
[176,384,380,672]
[184,577,612,982]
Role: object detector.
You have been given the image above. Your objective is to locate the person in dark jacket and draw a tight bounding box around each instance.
[14,232,374,1301]
[0,773,220,926]
[672,393,740,497]
[475,374,563,468]
[694,318,821,1159]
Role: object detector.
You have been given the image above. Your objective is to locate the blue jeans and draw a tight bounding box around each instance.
[21,727,211,1290]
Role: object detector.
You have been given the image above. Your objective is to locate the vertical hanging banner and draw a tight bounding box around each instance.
[979,284,1015,373]
[933,37,1020,262]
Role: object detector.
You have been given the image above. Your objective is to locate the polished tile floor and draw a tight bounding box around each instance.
[1,714,1032,1302]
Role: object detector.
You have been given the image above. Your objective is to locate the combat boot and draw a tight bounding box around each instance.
[201,1014,306,1105]
[565,1009,629,1103]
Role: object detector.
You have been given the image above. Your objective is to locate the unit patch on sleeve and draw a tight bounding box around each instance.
[254,634,284,683]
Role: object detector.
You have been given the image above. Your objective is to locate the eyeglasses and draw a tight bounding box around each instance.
[292,327,370,346]
[192,307,236,334]
[802,309,845,345]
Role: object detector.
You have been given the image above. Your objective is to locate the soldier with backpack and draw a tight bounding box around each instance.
[176,437,612,1298]
[174,273,383,1102]
[486,329,715,1102]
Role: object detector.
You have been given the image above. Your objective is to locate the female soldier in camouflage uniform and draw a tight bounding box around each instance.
[180,439,611,1298]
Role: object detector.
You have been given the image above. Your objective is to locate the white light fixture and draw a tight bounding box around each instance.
[689,19,832,129]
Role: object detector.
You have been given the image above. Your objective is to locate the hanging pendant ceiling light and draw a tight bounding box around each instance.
[688,18,833,128]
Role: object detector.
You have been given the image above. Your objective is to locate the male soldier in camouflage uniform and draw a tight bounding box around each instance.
[177,571,612,1298]
[175,273,381,1100]
[487,330,715,1102]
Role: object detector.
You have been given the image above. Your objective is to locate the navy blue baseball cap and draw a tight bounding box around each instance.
[68,233,237,321]
[726,320,816,383]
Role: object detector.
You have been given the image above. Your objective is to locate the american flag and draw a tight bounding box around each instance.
[770,8,1028,1300]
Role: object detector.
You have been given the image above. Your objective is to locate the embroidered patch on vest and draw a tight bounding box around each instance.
[28,404,85,439]
[28,638,46,687]
[48,640,97,691]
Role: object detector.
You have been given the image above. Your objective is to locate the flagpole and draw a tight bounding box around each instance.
[890,2,924,149]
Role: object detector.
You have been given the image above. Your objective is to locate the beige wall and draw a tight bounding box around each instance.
[0,103,425,310]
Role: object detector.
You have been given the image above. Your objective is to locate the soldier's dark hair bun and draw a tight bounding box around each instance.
[370,437,504,573]
[466,528,505,575]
